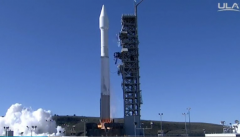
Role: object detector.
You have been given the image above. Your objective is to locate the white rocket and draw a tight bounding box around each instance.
[99,5,110,123]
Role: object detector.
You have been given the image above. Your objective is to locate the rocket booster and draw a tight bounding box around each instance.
[99,5,110,123]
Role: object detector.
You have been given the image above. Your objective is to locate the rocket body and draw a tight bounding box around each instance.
[99,5,110,123]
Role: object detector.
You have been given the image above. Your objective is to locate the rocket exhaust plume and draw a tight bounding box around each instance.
[99,5,111,128]
[0,103,65,136]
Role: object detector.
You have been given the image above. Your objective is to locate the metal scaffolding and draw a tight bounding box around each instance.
[114,1,144,135]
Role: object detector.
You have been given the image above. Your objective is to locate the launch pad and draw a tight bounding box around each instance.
[87,120,124,136]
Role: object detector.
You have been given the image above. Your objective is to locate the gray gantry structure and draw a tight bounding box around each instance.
[114,0,144,135]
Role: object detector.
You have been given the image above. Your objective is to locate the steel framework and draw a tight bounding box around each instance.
[114,1,143,135]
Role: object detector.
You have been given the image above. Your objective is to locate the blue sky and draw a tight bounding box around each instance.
[0,0,240,125]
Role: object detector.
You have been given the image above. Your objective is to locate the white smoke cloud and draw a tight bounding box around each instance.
[231,123,240,133]
[0,103,65,136]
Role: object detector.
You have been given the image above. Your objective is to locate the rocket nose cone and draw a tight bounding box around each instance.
[100,5,108,17]
[99,5,109,29]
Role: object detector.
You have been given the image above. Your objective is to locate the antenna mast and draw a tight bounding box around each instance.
[134,0,144,16]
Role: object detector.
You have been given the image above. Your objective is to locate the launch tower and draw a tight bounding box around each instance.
[114,0,144,135]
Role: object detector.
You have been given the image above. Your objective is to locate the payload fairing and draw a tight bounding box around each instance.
[99,5,111,125]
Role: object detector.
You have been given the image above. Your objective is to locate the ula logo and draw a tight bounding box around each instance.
[218,3,240,11]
